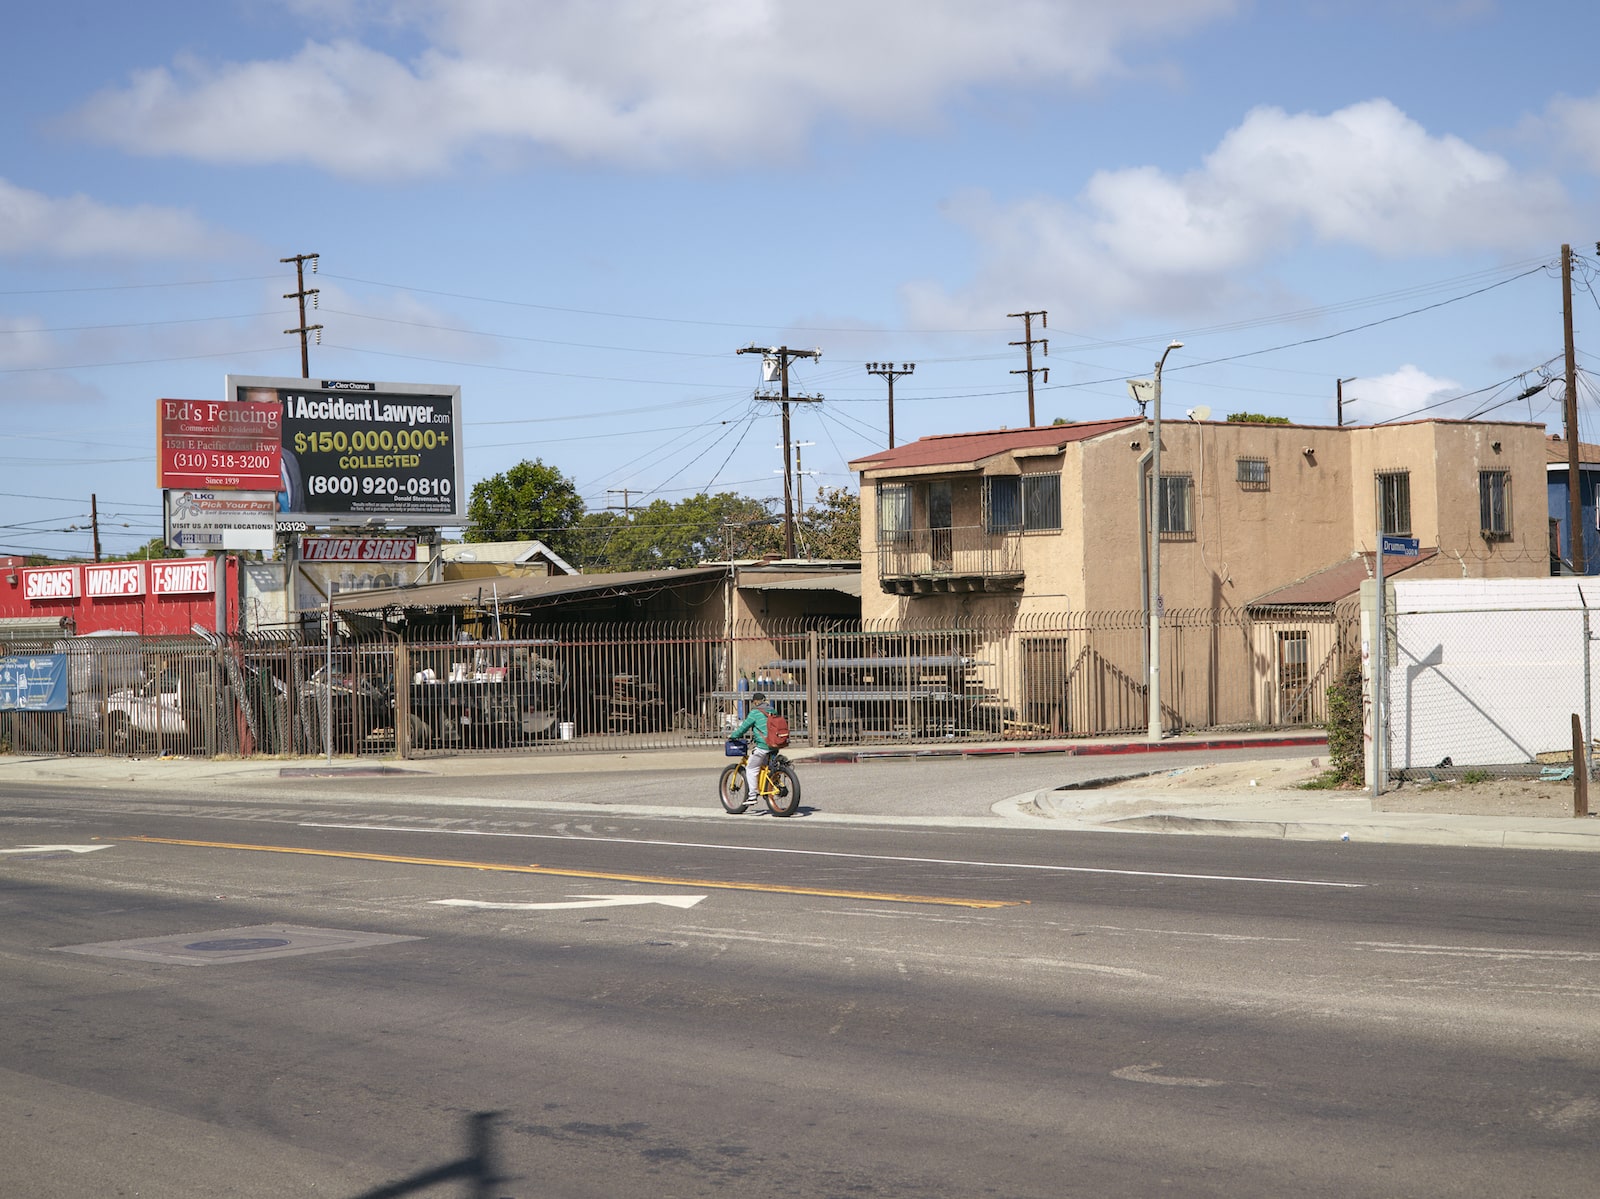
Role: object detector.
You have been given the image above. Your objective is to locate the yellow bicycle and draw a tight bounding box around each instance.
[719,741,801,816]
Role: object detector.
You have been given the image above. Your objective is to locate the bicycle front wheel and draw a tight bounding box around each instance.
[719,763,750,813]
[764,763,801,817]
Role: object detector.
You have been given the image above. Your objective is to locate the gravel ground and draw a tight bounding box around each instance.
[1101,755,1592,819]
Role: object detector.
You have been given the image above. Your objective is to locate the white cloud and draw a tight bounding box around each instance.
[0,177,243,259]
[68,0,1237,177]
[904,100,1570,329]
[1542,92,1600,174]
[1343,365,1462,424]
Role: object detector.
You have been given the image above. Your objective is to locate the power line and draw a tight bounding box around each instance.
[0,344,285,375]
[321,272,1009,334]
[0,275,279,297]
[0,311,283,336]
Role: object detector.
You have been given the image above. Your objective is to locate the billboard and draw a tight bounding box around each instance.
[164,490,277,552]
[157,399,282,490]
[224,375,465,527]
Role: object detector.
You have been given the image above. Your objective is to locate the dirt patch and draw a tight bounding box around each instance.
[1103,756,1592,819]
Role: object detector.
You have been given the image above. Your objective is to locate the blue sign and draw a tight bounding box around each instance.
[0,654,68,712]
[1381,536,1420,557]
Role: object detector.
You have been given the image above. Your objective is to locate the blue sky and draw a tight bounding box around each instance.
[4,0,1599,558]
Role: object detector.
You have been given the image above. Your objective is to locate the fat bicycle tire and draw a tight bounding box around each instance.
[764,763,801,817]
[719,763,750,813]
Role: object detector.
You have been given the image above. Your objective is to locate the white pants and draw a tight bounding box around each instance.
[745,747,769,798]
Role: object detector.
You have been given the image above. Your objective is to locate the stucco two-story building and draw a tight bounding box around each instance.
[849,416,1550,734]
[851,416,1549,622]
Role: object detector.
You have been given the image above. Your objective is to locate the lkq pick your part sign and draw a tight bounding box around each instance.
[225,374,466,527]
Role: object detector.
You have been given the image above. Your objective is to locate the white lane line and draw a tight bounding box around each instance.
[433,894,706,911]
[299,822,1363,889]
[0,844,112,855]
[1355,941,1600,962]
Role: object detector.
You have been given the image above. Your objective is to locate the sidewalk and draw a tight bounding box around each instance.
[5,730,1598,851]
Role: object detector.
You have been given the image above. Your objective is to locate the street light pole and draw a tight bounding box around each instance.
[1148,340,1183,741]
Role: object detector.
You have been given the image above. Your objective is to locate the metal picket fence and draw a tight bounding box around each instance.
[1,606,1352,759]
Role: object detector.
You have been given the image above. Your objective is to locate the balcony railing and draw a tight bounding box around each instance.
[877,525,1024,594]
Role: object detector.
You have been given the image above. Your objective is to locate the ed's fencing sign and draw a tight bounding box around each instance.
[157,399,282,490]
[0,654,68,712]
[225,374,465,526]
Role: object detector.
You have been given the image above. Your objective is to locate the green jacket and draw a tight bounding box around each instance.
[731,707,770,751]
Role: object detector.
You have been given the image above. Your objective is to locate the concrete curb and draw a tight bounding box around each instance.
[806,733,1326,765]
[1013,793,1600,852]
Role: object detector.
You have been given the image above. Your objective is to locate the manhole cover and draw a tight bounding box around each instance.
[54,924,421,966]
[185,937,293,952]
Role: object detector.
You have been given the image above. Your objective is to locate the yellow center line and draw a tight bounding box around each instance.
[117,836,1023,910]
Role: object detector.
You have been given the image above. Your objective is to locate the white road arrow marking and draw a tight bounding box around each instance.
[1112,1062,1224,1088]
[1,844,112,855]
[431,893,707,911]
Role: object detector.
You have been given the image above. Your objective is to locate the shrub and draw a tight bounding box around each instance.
[1325,657,1364,785]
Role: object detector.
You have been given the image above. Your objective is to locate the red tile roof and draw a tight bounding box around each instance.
[850,418,1143,472]
[1249,549,1438,608]
[1545,434,1600,464]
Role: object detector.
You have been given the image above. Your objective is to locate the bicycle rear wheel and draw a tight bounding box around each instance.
[764,763,801,816]
[719,763,750,813]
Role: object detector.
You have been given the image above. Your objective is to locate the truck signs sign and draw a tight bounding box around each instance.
[300,536,419,563]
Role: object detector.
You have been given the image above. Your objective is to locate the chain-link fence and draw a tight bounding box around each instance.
[2,606,1351,759]
[1379,601,1595,781]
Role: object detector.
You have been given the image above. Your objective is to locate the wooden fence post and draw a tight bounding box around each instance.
[1574,713,1589,818]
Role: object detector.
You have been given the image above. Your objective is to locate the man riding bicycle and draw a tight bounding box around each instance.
[729,691,774,803]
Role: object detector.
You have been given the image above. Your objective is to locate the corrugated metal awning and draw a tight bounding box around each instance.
[738,574,862,597]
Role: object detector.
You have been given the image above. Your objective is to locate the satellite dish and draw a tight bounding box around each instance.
[1186,406,1212,422]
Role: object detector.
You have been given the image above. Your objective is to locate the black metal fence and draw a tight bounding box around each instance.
[0,607,1351,759]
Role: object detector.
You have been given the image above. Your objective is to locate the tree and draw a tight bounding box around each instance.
[464,459,585,556]
[797,487,861,559]
[571,492,780,572]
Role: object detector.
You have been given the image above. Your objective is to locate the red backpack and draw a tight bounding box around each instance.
[765,714,790,749]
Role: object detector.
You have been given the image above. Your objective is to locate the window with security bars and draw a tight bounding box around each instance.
[1377,471,1411,536]
[1158,474,1194,536]
[1479,470,1511,539]
[877,481,912,545]
[1236,457,1269,490]
[984,474,1062,532]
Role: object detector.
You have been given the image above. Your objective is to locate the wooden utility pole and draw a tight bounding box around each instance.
[606,488,639,518]
[1008,310,1048,426]
[1563,245,1585,575]
[90,493,102,562]
[866,362,914,448]
[738,344,821,559]
[281,252,322,378]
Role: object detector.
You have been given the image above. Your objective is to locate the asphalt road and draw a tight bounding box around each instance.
[246,742,1322,818]
[3,768,1598,1198]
